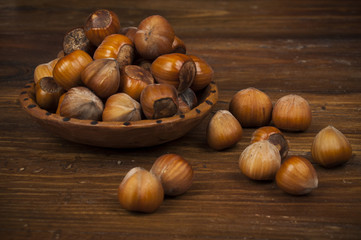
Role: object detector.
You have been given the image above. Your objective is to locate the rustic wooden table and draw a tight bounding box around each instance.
[1,0,360,239]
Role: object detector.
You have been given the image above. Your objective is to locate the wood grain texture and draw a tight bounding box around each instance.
[1,0,361,239]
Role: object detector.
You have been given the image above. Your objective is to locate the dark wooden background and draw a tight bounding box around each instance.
[1,0,361,239]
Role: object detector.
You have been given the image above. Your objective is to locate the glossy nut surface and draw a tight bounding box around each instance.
[35,77,64,112]
[102,93,141,122]
[140,83,179,119]
[118,167,164,213]
[151,53,196,93]
[84,9,121,46]
[251,126,289,160]
[189,55,214,92]
[34,58,60,84]
[150,153,193,196]
[93,34,134,68]
[53,50,93,90]
[272,94,312,132]
[229,87,273,128]
[276,156,318,195]
[311,125,352,168]
[119,65,154,101]
[207,110,243,151]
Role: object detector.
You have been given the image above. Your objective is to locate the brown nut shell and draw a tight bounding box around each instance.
[276,156,318,195]
[58,86,104,121]
[239,140,281,180]
[134,15,175,60]
[251,126,289,160]
[102,93,141,122]
[178,88,198,114]
[53,50,93,90]
[81,58,120,99]
[118,167,164,213]
[119,65,154,101]
[84,9,121,46]
[229,87,273,128]
[140,83,179,119]
[35,77,65,112]
[172,36,186,54]
[93,34,134,68]
[272,94,312,132]
[151,53,196,93]
[311,125,352,168]
[63,27,95,55]
[34,58,60,84]
[207,110,243,151]
[189,55,214,92]
[150,154,193,196]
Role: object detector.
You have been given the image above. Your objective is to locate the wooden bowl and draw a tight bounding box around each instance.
[19,82,218,148]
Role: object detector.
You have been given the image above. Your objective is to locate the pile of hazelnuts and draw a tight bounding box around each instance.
[207,87,353,196]
[33,9,214,122]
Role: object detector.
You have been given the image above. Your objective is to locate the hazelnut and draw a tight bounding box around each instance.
[207,110,243,151]
[189,55,214,92]
[311,126,352,168]
[140,83,179,119]
[134,15,175,60]
[229,87,273,128]
[63,27,95,55]
[251,126,289,160]
[150,154,193,196]
[239,140,281,180]
[81,58,120,99]
[118,167,164,213]
[272,94,312,132]
[151,53,196,93]
[53,50,93,90]
[102,93,141,122]
[276,156,318,195]
[35,77,65,112]
[58,87,104,121]
[34,58,60,84]
[84,9,121,46]
[93,34,134,69]
[119,65,154,101]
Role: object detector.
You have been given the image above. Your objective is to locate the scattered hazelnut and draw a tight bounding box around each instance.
[150,153,193,196]
[276,156,318,195]
[251,126,289,160]
[207,110,243,151]
[239,140,281,180]
[229,87,273,128]
[272,94,312,132]
[311,125,352,168]
[118,167,164,213]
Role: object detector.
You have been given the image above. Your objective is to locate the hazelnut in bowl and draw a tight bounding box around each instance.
[19,12,218,148]
[18,76,217,148]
